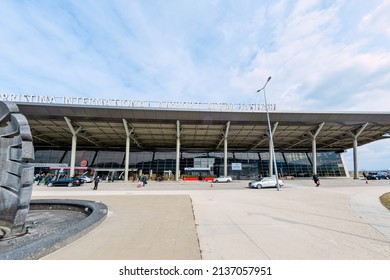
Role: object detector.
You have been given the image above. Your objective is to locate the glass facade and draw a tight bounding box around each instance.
[307,152,345,177]
[32,149,346,179]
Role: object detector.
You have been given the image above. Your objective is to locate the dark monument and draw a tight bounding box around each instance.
[0,101,107,259]
[0,101,34,238]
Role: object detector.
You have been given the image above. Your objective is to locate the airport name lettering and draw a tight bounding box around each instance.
[0,93,276,112]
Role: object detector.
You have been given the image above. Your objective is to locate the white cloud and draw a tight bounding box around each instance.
[360,0,390,39]
[227,1,390,112]
[1,0,388,108]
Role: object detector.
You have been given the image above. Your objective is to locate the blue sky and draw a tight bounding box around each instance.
[1,0,389,171]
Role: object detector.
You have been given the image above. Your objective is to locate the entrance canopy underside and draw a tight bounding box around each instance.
[17,103,390,152]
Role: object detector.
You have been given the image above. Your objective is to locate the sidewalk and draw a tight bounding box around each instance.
[32,178,390,260]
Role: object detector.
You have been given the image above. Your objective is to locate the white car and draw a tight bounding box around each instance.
[80,175,92,183]
[212,176,233,183]
[248,177,284,189]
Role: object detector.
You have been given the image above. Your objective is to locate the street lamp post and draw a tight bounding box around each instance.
[257,76,280,191]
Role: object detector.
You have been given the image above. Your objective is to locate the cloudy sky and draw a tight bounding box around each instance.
[0,0,389,171]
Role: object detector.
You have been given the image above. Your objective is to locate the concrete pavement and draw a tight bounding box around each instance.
[31,178,390,260]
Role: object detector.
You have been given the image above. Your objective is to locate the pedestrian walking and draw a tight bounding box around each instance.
[142,175,147,187]
[93,176,100,190]
[363,171,368,184]
[35,173,42,185]
[312,174,320,187]
[44,174,53,186]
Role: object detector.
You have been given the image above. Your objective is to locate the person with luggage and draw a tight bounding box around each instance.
[313,174,320,187]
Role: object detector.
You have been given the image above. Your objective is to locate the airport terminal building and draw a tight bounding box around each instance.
[3,94,390,181]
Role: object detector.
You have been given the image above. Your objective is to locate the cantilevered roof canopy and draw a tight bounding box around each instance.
[17,103,390,153]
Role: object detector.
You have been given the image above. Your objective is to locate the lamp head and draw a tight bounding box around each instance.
[257,76,272,92]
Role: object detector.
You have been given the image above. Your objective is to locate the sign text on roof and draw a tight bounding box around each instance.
[0,93,276,111]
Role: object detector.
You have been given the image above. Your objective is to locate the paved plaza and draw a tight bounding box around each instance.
[31,178,390,260]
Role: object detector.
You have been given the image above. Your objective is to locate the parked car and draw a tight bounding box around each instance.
[248,177,284,189]
[367,172,389,180]
[80,175,92,183]
[212,176,233,183]
[47,177,82,187]
[376,172,389,179]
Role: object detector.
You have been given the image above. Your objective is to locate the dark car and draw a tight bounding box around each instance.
[366,172,390,180]
[377,172,390,179]
[366,173,378,180]
[47,177,82,187]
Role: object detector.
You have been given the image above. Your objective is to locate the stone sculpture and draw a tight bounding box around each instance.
[0,101,34,238]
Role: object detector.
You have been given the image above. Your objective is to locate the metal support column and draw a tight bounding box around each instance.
[175,120,181,181]
[123,119,133,182]
[352,123,368,179]
[64,117,81,177]
[268,122,278,176]
[353,138,358,178]
[224,121,230,176]
[310,122,325,175]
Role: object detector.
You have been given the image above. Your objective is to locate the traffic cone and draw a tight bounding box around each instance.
[365,179,368,184]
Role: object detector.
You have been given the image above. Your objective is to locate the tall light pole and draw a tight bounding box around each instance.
[257,76,280,191]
